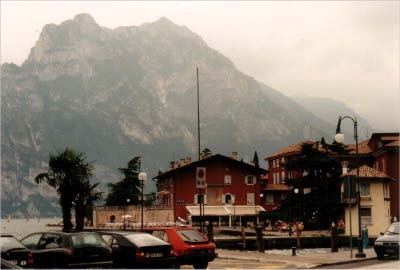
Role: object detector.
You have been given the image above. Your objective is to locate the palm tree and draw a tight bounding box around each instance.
[74,182,103,231]
[35,147,93,232]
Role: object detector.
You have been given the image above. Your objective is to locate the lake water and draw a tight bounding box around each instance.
[1,218,63,239]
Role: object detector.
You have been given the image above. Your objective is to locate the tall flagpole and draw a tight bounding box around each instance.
[197,67,204,233]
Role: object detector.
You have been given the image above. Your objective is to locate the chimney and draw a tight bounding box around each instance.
[169,162,175,169]
[232,152,238,160]
[250,161,255,166]
[180,159,185,167]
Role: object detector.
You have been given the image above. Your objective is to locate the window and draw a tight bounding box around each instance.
[282,171,285,181]
[272,160,275,168]
[247,193,255,205]
[21,233,42,250]
[361,183,370,196]
[224,175,231,185]
[273,173,277,184]
[266,193,274,205]
[224,194,234,205]
[360,207,372,225]
[281,157,285,163]
[245,175,256,185]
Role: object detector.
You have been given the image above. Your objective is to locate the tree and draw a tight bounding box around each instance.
[253,151,260,167]
[106,156,141,206]
[277,139,350,229]
[74,182,103,231]
[201,148,212,157]
[35,147,93,232]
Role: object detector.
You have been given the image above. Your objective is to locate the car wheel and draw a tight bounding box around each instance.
[376,251,384,260]
[193,262,208,269]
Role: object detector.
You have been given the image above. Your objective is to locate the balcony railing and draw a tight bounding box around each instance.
[340,193,357,204]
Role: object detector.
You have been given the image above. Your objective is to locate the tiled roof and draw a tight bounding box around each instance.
[266,141,314,159]
[265,184,290,191]
[385,140,400,147]
[347,139,372,155]
[381,136,399,141]
[341,165,394,181]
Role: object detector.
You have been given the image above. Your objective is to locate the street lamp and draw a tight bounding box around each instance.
[123,198,130,230]
[335,115,366,258]
[294,188,299,222]
[139,171,147,228]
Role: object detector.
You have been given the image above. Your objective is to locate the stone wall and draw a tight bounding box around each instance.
[93,205,174,228]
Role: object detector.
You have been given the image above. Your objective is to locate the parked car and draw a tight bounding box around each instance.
[374,222,400,259]
[20,231,112,268]
[1,258,23,269]
[140,227,217,269]
[1,234,34,268]
[99,231,176,269]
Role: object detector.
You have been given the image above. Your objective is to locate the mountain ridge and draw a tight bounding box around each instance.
[1,14,369,217]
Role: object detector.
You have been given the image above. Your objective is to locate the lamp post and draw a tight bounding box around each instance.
[294,188,299,222]
[123,198,130,230]
[334,115,366,258]
[139,171,147,228]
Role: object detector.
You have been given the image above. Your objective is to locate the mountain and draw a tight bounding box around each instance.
[292,97,376,141]
[2,14,352,217]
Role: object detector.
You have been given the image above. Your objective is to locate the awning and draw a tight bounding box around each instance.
[186,205,265,216]
[225,205,265,216]
[186,206,230,216]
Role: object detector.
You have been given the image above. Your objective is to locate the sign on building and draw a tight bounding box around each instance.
[196,167,206,188]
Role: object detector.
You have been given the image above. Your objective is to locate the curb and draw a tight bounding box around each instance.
[217,252,378,269]
[309,256,377,268]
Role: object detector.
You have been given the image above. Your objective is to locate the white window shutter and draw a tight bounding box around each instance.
[232,194,235,204]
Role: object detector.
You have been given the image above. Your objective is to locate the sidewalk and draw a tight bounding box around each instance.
[216,248,377,268]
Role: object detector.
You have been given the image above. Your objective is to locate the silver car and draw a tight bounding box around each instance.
[374,222,400,259]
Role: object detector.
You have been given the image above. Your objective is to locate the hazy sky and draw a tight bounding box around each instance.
[2,1,399,131]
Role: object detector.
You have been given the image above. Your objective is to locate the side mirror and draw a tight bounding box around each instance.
[380,232,384,236]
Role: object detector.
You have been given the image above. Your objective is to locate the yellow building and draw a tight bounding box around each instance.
[341,165,394,236]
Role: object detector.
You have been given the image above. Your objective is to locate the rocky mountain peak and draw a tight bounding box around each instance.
[72,13,98,25]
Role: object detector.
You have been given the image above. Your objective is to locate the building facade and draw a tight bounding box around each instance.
[341,165,393,236]
[154,153,268,227]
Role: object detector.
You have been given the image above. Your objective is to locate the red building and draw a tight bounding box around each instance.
[154,152,268,227]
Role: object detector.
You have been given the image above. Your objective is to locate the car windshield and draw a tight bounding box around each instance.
[125,233,168,247]
[71,233,107,248]
[386,223,400,234]
[0,236,25,251]
[177,229,206,242]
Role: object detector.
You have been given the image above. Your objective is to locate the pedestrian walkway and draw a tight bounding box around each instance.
[216,248,377,268]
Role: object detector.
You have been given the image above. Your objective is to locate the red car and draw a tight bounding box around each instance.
[140,227,216,269]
